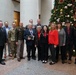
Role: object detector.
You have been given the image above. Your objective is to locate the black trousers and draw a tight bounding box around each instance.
[56,46,66,61]
[49,44,56,62]
[37,44,42,60]
[0,46,4,62]
[26,45,36,59]
[65,44,73,60]
[41,44,48,61]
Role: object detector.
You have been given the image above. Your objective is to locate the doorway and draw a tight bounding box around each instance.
[14,11,20,26]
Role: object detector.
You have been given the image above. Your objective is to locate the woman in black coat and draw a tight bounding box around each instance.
[40,25,48,63]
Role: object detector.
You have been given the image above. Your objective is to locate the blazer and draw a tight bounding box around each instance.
[24,28,36,46]
[58,28,66,46]
[40,32,48,45]
[73,27,76,45]
[0,28,7,46]
[64,26,73,45]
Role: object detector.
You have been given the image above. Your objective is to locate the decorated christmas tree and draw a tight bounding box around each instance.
[50,0,76,25]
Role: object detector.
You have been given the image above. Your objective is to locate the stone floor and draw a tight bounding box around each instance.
[0,57,76,75]
[0,44,76,75]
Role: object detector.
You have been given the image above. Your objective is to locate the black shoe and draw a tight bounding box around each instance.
[17,58,21,62]
[20,57,25,59]
[49,62,55,65]
[0,61,6,65]
[32,57,36,60]
[62,61,64,64]
[28,58,30,61]
[74,59,76,64]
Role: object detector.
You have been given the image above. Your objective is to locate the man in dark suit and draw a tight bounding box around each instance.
[64,20,74,64]
[24,23,36,61]
[0,20,6,65]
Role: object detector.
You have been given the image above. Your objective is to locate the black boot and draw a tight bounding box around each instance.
[74,58,76,64]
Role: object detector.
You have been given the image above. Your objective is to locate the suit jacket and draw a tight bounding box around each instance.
[0,28,7,46]
[24,28,36,46]
[73,27,76,45]
[64,26,73,45]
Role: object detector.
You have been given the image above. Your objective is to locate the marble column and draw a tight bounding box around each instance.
[20,0,41,26]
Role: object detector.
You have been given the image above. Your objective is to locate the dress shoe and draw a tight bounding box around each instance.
[68,60,72,64]
[62,61,65,64]
[49,62,55,65]
[20,57,25,59]
[42,60,45,63]
[45,61,48,63]
[28,58,30,61]
[0,61,6,65]
[74,59,76,64]
[17,58,21,62]
[32,57,36,60]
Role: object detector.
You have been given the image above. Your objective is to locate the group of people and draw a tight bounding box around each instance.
[0,19,76,66]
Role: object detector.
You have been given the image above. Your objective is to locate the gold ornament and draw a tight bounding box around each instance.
[60,11,63,14]
[60,9,63,12]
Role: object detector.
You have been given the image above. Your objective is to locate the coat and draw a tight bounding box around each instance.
[0,28,7,46]
[64,26,73,45]
[24,28,36,46]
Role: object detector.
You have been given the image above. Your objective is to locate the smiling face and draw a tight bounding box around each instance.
[43,26,48,31]
[51,23,56,30]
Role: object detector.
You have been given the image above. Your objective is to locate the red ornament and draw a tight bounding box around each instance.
[59,0,64,3]
[59,0,64,2]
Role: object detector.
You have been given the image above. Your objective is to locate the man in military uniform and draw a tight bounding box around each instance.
[16,23,24,62]
[8,22,16,59]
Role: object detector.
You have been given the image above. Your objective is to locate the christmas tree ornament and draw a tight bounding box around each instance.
[71,16,73,18]
[70,10,73,13]
[62,22,65,26]
[57,18,60,22]
[60,9,63,12]
[67,4,72,7]
[60,11,63,14]
[67,15,70,17]
[54,17,56,19]
[59,0,64,4]
[64,6,68,9]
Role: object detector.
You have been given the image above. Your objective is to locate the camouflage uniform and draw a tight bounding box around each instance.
[8,28,16,58]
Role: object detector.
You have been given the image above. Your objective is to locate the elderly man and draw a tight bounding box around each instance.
[16,23,24,62]
[24,23,36,61]
[0,20,6,65]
